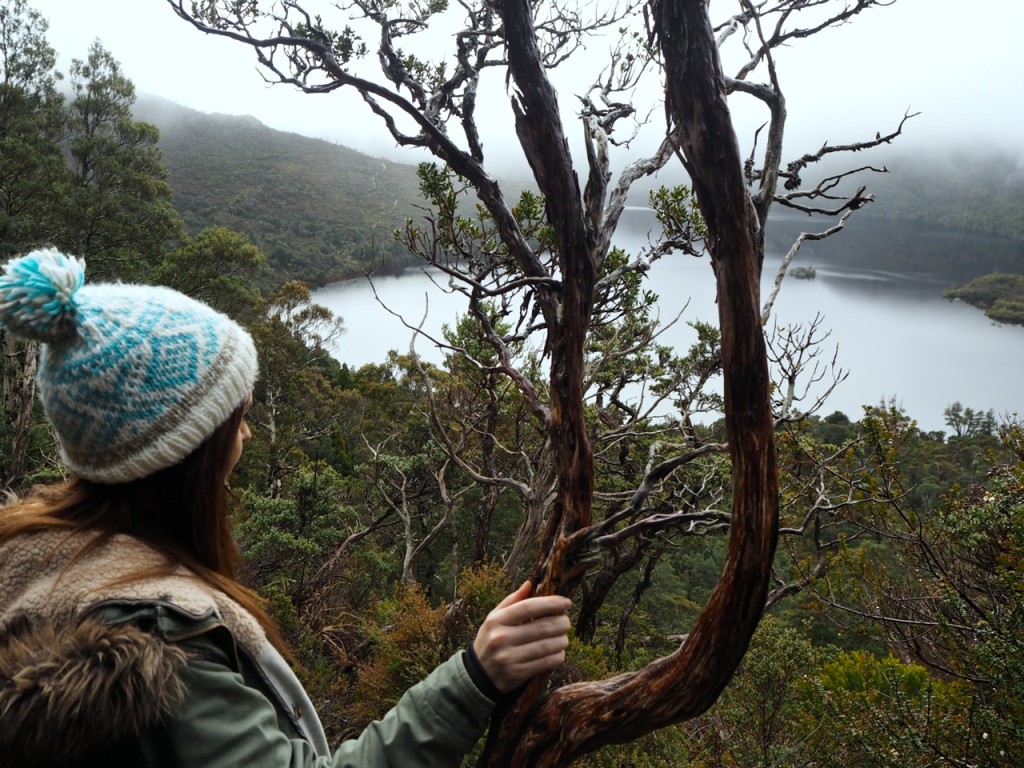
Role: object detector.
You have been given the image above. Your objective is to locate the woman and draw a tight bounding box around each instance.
[0,249,571,767]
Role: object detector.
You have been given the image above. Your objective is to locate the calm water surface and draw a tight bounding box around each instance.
[313,243,1023,434]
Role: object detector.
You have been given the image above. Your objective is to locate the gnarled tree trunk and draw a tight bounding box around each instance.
[479,1,778,764]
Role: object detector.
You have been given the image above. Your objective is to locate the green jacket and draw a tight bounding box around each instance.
[0,531,496,768]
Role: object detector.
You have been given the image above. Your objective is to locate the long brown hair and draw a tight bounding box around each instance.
[0,401,288,652]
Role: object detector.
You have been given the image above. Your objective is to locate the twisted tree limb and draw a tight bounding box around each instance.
[479,1,779,765]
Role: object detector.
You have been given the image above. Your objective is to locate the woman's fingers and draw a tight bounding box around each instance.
[473,589,572,694]
[495,613,571,649]
[494,596,570,627]
[492,579,534,610]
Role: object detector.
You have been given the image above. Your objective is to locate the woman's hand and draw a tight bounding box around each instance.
[472,581,572,694]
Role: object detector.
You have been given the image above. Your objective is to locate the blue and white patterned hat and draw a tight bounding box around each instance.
[0,248,258,483]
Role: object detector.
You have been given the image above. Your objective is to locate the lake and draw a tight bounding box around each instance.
[312,218,1023,435]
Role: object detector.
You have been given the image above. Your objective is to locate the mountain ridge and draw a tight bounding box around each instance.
[134,94,425,288]
[135,95,1024,289]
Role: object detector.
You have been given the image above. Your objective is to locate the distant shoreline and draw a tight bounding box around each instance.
[944,274,1024,326]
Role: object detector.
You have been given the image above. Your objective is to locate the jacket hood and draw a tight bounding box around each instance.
[0,612,187,766]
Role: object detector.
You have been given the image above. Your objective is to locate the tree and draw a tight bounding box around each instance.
[810,415,1024,765]
[0,0,63,256]
[0,0,64,486]
[154,225,266,316]
[245,281,347,498]
[0,3,189,487]
[943,400,996,439]
[169,0,907,762]
[682,617,823,767]
[58,40,183,279]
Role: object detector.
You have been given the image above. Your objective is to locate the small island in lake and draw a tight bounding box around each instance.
[943,273,1024,326]
[789,265,816,280]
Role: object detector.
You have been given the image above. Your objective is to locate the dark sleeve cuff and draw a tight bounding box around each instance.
[462,645,505,703]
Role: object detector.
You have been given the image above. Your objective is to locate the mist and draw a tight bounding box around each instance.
[28,0,1024,180]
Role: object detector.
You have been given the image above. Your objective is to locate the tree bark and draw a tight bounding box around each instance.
[502,0,597,601]
[2,334,38,489]
[480,1,779,764]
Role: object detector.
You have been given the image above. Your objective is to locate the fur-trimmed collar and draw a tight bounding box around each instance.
[0,529,267,656]
[0,612,187,766]
[0,529,269,766]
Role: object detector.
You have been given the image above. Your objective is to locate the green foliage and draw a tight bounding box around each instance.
[815,651,975,767]
[235,464,350,595]
[681,617,822,767]
[870,146,1024,243]
[440,562,512,662]
[349,583,447,726]
[259,581,336,687]
[669,622,1006,768]
[944,273,1024,326]
[153,226,265,315]
[58,41,183,279]
[244,282,350,492]
[944,272,1024,306]
[293,16,367,63]
[648,184,706,250]
[405,162,553,273]
[930,448,1024,761]
[0,0,65,258]
[987,298,1024,325]
[655,535,729,634]
[788,411,1024,765]
[136,96,425,288]
[575,729,691,768]
[943,400,996,438]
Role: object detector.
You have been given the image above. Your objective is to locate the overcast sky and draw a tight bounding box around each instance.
[30,0,1024,171]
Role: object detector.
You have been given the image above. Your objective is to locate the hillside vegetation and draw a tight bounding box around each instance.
[872,146,1024,242]
[765,145,1024,279]
[944,272,1024,326]
[135,98,1024,290]
[134,96,424,288]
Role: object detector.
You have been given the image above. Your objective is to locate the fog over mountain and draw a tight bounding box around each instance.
[133,93,1022,296]
[33,0,1024,183]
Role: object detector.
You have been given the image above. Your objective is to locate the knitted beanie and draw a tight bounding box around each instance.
[0,248,258,483]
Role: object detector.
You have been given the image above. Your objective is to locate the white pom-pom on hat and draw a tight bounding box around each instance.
[0,247,259,483]
[0,248,85,343]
